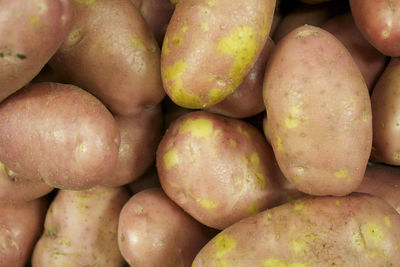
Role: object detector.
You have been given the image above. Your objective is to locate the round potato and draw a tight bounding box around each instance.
[50,0,164,116]
[118,188,214,267]
[193,194,400,266]
[157,111,280,229]
[161,0,276,108]
[32,186,130,267]
[0,82,120,190]
[0,0,71,103]
[264,25,372,196]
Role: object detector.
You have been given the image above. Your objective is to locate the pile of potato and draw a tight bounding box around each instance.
[1,0,400,266]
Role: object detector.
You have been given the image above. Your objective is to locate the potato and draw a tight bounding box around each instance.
[161,0,276,108]
[0,0,71,103]
[193,194,400,266]
[0,82,120,190]
[50,0,165,116]
[264,25,372,196]
[127,166,161,195]
[322,13,387,91]
[102,106,162,187]
[371,58,400,165]
[156,111,280,229]
[206,38,274,119]
[0,197,48,267]
[357,164,400,214]
[32,186,130,267]
[350,0,400,56]
[0,162,53,203]
[118,188,214,267]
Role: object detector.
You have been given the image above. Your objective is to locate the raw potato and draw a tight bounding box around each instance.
[264,25,372,196]
[118,188,214,267]
[32,186,130,267]
[0,0,71,103]
[50,0,165,116]
[350,0,400,56]
[157,111,280,229]
[103,106,163,187]
[322,13,387,91]
[371,58,400,165]
[193,194,400,266]
[161,0,276,108]
[0,82,120,190]
[0,197,48,267]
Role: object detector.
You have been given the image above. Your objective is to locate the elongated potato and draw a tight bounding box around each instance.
[193,194,400,266]
[118,188,214,267]
[50,0,164,116]
[32,186,130,267]
[157,111,280,229]
[0,82,120,190]
[0,0,71,103]
[264,25,372,196]
[161,0,276,108]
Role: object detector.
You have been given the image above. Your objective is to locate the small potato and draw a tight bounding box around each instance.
[156,111,280,229]
[264,25,372,196]
[350,0,400,56]
[161,0,276,108]
[50,0,165,116]
[103,106,162,187]
[0,197,48,267]
[0,0,71,102]
[371,58,400,165]
[193,194,400,266]
[0,82,120,190]
[118,188,214,267]
[32,186,130,267]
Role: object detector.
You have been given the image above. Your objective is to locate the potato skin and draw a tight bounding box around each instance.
[0,0,71,103]
[0,82,120,190]
[0,198,48,267]
[32,186,130,267]
[118,188,213,267]
[50,0,164,116]
[193,194,400,267]
[157,111,280,229]
[350,0,400,56]
[264,25,372,196]
[161,0,276,108]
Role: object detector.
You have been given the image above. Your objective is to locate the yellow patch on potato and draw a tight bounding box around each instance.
[209,88,225,103]
[75,0,95,4]
[179,118,214,139]
[291,239,307,255]
[215,234,236,258]
[250,152,260,165]
[237,126,250,138]
[294,202,305,211]
[255,173,266,189]
[335,200,341,206]
[131,38,145,49]
[362,223,384,243]
[334,169,348,179]
[162,37,170,55]
[163,149,179,170]
[29,16,40,26]
[285,107,302,129]
[201,23,210,32]
[384,216,392,228]
[229,138,237,147]
[247,204,259,215]
[171,35,183,46]
[198,198,218,209]
[295,29,319,39]
[263,258,309,267]
[276,136,284,152]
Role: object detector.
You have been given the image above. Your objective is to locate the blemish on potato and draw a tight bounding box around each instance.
[334,169,348,179]
[162,37,170,55]
[362,223,384,243]
[382,30,390,38]
[291,238,307,255]
[237,126,250,138]
[229,138,237,147]
[29,16,40,26]
[131,38,145,49]
[255,173,266,189]
[198,198,218,209]
[75,0,95,4]
[120,233,125,242]
[201,23,210,32]
[163,149,179,170]
[285,107,302,129]
[79,143,87,153]
[250,152,260,165]
[209,88,225,103]
[295,29,319,39]
[66,29,83,48]
[57,237,72,247]
[294,202,305,211]
[206,0,215,7]
[393,152,400,162]
[247,204,259,215]
[171,35,183,46]
[215,234,236,258]
[335,200,341,207]
[276,136,284,152]
[179,118,214,139]
[263,258,309,267]
[384,216,392,228]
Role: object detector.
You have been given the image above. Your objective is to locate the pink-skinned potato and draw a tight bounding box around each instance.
[322,13,387,91]
[193,194,400,266]
[206,38,274,118]
[103,106,163,187]
[32,186,130,267]
[0,0,71,103]
[0,197,48,267]
[127,166,161,195]
[264,25,372,196]
[157,111,280,229]
[118,188,215,267]
[0,82,120,190]
[50,0,164,116]
[161,0,276,108]
[350,0,400,56]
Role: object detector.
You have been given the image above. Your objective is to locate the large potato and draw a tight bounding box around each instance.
[371,58,400,165]
[0,82,120,190]
[157,111,280,229]
[50,0,164,116]
[350,0,400,56]
[32,186,130,267]
[161,0,276,108]
[264,25,372,196]
[0,197,48,267]
[0,0,71,103]
[118,188,214,267]
[193,194,400,266]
